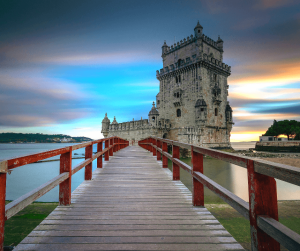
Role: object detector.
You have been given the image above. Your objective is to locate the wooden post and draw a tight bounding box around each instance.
[85,144,93,180]
[0,172,7,251]
[172,144,180,180]
[247,159,280,251]
[192,146,204,206]
[162,142,168,168]
[157,140,161,161]
[59,147,72,205]
[109,138,113,156]
[97,141,103,168]
[117,138,120,151]
[152,138,156,156]
[105,139,109,161]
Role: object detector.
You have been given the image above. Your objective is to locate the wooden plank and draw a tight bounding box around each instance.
[15,243,245,251]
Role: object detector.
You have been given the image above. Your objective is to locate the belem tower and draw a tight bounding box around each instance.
[101,22,234,148]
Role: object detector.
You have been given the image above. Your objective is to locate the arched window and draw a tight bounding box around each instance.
[177,109,181,117]
[215,108,218,116]
[152,116,155,122]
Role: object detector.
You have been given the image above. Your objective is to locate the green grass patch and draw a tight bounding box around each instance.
[279,217,300,235]
[4,201,58,247]
[217,217,251,243]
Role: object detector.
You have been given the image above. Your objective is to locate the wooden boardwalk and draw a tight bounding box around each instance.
[15,146,244,250]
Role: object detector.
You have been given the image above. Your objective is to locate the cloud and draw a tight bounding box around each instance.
[253,0,296,9]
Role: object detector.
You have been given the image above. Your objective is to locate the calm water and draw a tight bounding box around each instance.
[1,142,299,202]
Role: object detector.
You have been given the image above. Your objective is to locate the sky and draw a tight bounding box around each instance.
[1,0,300,141]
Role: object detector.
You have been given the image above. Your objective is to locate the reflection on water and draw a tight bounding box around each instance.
[169,157,300,203]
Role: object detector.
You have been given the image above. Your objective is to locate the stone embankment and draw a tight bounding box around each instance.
[233,150,300,168]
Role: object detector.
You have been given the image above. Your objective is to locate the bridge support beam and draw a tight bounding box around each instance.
[192,146,204,206]
[85,144,93,180]
[0,172,6,251]
[162,142,168,168]
[109,138,113,156]
[157,140,161,161]
[105,139,109,161]
[59,147,72,205]
[97,141,103,168]
[247,159,280,251]
[152,138,156,156]
[172,144,180,180]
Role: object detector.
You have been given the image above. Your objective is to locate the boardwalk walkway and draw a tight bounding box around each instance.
[15,146,244,250]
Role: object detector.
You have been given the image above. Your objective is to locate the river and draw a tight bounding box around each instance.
[1,142,299,202]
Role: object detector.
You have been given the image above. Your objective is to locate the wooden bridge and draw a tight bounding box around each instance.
[1,137,300,250]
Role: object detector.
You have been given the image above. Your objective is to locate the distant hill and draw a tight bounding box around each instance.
[0,133,93,143]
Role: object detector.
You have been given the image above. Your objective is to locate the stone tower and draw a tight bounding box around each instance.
[101,113,110,138]
[155,21,233,147]
[102,22,233,148]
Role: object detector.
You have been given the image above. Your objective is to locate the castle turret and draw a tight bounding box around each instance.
[217,35,224,51]
[111,116,118,131]
[101,113,110,138]
[148,101,159,127]
[194,21,203,38]
[162,41,168,56]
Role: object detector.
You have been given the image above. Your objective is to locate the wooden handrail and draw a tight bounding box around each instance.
[0,136,129,250]
[138,136,300,251]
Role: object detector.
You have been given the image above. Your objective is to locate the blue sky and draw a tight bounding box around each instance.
[1,0,300,141]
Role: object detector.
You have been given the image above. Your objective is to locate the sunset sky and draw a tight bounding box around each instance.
[1,0,300,141]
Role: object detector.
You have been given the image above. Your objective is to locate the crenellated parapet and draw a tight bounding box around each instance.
[156,54,231,80]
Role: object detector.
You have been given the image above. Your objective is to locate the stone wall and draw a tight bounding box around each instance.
[255,141,300,152]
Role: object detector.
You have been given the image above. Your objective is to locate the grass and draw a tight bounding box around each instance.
[206,202,300,251]
[4,201,58,247]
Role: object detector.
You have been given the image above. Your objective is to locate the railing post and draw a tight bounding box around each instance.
[97,141,103,168]
[59,147,72,205]
[172,143,180,180]
[113,137,116,152]
[247,159,280,251]
[109,138,113,156]
[192,146,204,206]
[85,144,93,180]
[117,138,120,151]
[157,139,161,161]
[105,139,109,161]
[152,138,156,156]
[0,170,7,251]
[162,141,168,168]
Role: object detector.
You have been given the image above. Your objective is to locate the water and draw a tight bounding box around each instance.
[1,142,299,203]
[231,141,256,150]
[0,143,100,202]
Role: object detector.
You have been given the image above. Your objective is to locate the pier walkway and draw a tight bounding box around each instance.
[15,146,243,250]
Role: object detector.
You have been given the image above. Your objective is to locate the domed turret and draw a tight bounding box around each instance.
[194,21,203,38]
[101,113,110,138]
[217,35,224,51]
[162,40,168,56]
[111,116,118,131]
[148,101,159,127]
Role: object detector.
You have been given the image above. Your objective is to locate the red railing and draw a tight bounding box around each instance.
[139,136,300,251]
[0,136,129,250]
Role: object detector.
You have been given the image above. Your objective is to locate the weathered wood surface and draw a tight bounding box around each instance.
[15,146,244,251]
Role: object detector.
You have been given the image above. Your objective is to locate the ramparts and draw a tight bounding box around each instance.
[255,141,300,152]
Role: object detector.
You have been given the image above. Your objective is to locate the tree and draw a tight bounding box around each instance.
[263,120,300,140]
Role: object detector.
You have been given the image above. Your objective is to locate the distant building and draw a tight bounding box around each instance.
[102,22,233,148]
[259,136,288,142]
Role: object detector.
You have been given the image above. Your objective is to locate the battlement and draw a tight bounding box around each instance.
[156,54,231,78]
[163,33,222,57]
[109,119,150,131]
